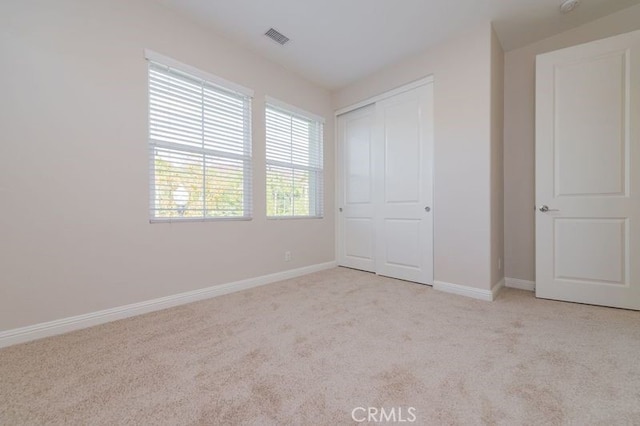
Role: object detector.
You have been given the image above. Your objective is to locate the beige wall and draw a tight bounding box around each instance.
[503,4,640,282]
[490,26,505,287]
[0,0,334,330]
[333,23,496,291]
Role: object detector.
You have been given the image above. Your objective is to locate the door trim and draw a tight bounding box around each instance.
[334,76,435,116]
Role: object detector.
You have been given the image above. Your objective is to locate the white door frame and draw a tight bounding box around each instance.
[334,76,435,116]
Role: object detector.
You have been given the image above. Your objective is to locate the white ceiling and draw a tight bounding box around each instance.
[156,0,640,90]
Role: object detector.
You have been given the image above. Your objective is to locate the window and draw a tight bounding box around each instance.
[265,99,324,218]
[146,51,252,221]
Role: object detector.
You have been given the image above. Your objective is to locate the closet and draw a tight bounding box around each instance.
[337,80,434,284]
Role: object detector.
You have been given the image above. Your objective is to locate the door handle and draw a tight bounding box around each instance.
[424,206,431,212]
[538,205,559,212]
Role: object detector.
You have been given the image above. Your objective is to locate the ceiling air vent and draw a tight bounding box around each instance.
[265,28,290,46]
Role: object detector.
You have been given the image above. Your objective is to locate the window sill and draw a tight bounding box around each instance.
[266,216,324,220]
[149,217,252,224]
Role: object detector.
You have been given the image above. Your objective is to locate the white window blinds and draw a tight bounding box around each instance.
[265,101,324,218]
[147,55,252,221]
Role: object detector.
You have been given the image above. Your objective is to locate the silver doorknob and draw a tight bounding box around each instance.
[539,205,549,212]
[425,206,431,212]
[339,207,343,212]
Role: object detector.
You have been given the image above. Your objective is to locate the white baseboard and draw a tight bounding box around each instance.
[434,280,497,302]
[0,261,337,349]
[505,277,536,292]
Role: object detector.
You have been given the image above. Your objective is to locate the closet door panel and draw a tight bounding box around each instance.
[337,105,376,272]
[375,84,434,284]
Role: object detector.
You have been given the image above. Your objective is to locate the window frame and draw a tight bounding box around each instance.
[265,96,325,220]
[145,50,254,223]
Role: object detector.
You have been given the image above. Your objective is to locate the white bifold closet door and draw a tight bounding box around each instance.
[337,82,434,285]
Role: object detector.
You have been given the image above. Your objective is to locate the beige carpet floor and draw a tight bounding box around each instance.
[1,267,640,425]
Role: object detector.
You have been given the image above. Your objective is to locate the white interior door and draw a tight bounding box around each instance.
[374,84,433,284]
[536,30,640,310]
[337,105,376,272]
